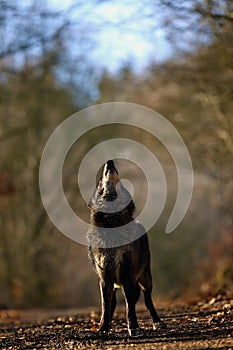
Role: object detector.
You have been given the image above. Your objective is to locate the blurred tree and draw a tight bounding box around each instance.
[158,0,233,52]
[0,0,99,105]
[0,55,78,306]
[0,1,62,58]
[0,1,80,307]
[156,0,233,225]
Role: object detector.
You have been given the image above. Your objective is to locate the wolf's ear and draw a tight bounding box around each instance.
[87,178,102,209]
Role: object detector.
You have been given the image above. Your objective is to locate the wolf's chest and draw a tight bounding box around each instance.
[94,247,132,285]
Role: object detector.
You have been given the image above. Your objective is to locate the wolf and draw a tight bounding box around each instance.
[87,160,166,336]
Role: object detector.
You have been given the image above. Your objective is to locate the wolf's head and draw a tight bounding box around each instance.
[88,160,135,215]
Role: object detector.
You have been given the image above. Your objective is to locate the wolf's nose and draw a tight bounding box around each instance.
[106,160,115,169]
[105,160,118,174]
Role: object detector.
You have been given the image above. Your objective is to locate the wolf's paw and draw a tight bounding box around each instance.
[153,321,167,330]
[98,325,110,338]
[128,327,144,337]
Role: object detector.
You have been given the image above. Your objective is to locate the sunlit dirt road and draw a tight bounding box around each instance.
[0,294,232,349]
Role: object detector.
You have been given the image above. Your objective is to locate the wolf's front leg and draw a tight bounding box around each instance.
[99,280,113,334]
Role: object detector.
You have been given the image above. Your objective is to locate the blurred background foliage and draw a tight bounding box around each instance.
[0,0,232,308]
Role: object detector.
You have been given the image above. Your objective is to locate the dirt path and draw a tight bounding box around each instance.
[0,294,232,349]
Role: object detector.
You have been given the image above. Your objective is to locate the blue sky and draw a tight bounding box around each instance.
[47,0,171,73]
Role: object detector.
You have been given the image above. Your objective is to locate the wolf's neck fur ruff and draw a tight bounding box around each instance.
[90,200,135,228]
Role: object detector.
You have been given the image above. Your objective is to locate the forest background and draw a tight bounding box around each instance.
[0,0,232,308]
